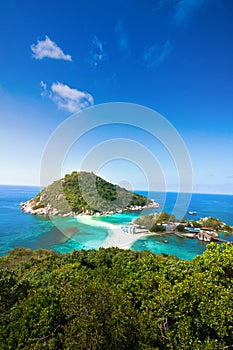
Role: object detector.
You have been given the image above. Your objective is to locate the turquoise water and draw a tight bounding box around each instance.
[132,190,233,259]
[52,218,108,253]
[0,185,108,256]
[131,234,207,260]
[0,185,233,259]
[91,212,141,225]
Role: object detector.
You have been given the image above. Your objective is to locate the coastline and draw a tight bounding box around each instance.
[101,227,157,249]
[75,215,157,249]
[1,185,233,258]
[20,196,160,217]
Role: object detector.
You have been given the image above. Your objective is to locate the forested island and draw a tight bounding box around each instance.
[21,171,158,216]
[133,212,233,241]
[1,244,233,349]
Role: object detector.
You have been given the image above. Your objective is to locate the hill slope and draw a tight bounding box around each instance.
[21,171,154,216]
[1,243,233,349]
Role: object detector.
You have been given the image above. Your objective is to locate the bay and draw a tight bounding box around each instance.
[0,185,232,259]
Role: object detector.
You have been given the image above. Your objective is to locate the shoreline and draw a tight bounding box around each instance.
[20,199,160,217]
[101,227,157,249]
[75,215,157,249]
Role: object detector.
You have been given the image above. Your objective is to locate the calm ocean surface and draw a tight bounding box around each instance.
[0,185,233,259]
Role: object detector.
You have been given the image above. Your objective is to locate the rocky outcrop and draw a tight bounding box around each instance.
[20,200,74,216]
[20,199,160,217]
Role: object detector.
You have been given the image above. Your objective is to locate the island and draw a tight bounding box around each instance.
[132,212,233,242]
[20,171,159,216]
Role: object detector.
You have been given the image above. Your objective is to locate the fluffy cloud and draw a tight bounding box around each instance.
[143,40,172,69]
[49,82,94,113]
[31,36,72,61]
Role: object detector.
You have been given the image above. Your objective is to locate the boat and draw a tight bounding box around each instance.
[188,211,197,215]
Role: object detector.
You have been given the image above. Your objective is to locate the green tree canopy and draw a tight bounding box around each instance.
[29,171,150,215]
[1,244,233,349]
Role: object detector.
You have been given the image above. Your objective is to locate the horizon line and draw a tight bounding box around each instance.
[0,183,232,196]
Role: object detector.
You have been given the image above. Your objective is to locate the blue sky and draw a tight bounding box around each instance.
[0,0,233,194]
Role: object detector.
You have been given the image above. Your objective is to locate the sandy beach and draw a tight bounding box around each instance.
[101,226,151,249]
[75,215,154,249]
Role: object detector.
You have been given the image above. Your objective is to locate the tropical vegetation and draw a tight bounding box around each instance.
[133,212,233,234]
[31,171,150,214]
[1,243,233,349]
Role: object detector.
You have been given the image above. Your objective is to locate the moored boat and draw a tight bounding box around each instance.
[188,211,197,215]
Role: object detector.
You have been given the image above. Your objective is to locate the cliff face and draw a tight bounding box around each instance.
[20,171,154,216]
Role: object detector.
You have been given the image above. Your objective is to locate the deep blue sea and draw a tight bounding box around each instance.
[0,185,233,259]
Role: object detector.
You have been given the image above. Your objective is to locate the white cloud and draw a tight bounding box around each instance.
[89,35,107,67]
[31,36,72,61]
[49,82,94,113]
[143,40,172,69]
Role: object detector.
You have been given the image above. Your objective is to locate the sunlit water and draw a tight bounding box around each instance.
[0,185,232,259]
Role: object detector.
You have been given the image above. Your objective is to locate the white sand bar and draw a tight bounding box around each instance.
[101,226,151,249]
[75,215,156,249]
[75,215,116,229]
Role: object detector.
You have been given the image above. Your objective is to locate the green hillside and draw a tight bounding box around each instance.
[30,171,150,214]
[1,243,233,349]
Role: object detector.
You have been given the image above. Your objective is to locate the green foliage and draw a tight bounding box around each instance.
[33,171,149,214]
[222,225,233,233]
[176,224,185,232]
[199,217,223,230]
[180,217,187,223]
[134,213,158,229]
[150,224,166,232]
[156,211,170,223]
[32,202,45,210]
[157,212,177,224]
[188,220,202,228]
[134,212,178,231]
[1,244,233,349]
